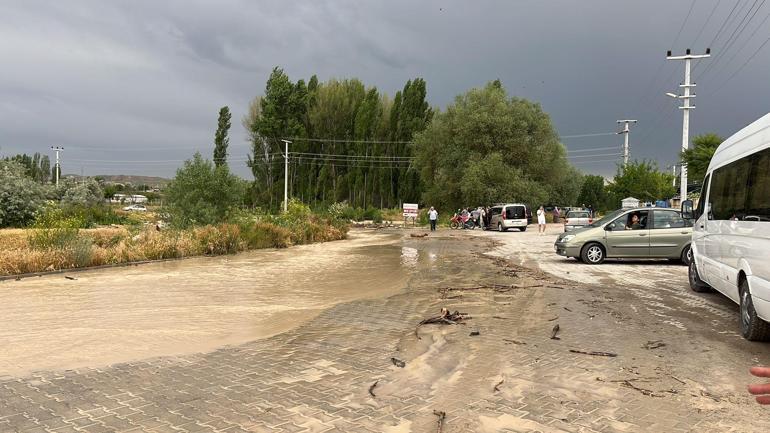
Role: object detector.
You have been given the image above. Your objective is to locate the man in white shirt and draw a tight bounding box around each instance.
[428,207,438,231]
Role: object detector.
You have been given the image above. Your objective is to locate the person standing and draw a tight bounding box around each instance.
[428,207,438,232]
[552,206,560,224]
[537,205,547,235]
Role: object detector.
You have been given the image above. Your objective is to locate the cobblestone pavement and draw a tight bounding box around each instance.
[2,229,770,432]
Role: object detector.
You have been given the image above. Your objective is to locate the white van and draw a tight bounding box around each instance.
[682,113,770,341]
[487,203,529,232]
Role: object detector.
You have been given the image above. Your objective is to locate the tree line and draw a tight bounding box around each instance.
[243,67,431,210]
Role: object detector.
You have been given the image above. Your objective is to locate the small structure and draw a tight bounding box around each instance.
[111,194,148,204]
[621,197,640,209]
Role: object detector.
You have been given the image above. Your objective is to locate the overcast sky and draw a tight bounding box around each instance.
[1,0,769,179]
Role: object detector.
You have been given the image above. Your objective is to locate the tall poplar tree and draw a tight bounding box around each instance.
[213,106,232,168]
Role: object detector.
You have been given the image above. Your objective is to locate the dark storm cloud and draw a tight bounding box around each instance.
[1,0,768,178]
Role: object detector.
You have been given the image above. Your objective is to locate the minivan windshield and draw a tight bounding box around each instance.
[588,209,624,227]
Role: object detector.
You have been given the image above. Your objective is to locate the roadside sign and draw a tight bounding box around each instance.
[403,203,419,218]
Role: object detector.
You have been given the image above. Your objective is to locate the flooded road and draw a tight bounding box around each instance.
[0,230,419,376]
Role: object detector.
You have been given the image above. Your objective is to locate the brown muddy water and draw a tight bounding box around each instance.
[0,230,443,376]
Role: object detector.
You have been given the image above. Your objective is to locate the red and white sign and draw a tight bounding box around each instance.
[403,203,419,218]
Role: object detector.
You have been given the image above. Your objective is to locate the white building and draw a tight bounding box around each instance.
[111,194,148,204]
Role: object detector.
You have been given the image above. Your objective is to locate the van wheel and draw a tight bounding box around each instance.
[519,227,527,232]
[680,245,692,266]
[688,259,711,293]
[581,243,605,264]
[498,223,507,232]
[740,279,770,341]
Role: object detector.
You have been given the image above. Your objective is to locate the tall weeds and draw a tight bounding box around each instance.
[0,216,347,276]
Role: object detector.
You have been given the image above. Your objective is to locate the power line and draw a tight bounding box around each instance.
[700,0,765,79]
[568,153,623,159]
[691,0,722,48]
[672,0,698,49]
[279,137,413,144]
[704,3,770,81]
[708,36,770,95]
[560,132,617,139]
[566,146,619,153]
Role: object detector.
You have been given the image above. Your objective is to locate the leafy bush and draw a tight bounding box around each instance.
[0,160,49,227]
[165,153,246,227]
[59,178,104,206]
[28,203,83,250]
[70,237,94,267]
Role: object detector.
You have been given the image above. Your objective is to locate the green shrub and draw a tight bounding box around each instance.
[28,203,83,249]
[195,224,243,255]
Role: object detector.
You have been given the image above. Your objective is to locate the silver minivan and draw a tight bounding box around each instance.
[682,112,770,341]
[488,203,528,232]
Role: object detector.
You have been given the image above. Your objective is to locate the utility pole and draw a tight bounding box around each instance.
[667,48,710,201]
[51,146,64,187]
[281,139,291,212]
[616,120,637,166]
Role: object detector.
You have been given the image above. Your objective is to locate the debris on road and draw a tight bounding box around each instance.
[503,338,527,345]
[547,316,559,322]
[620,380,661,397]
[550,323,561,340]
[415,308,471,339]
[563,307,573,312]
[493,378,505,392]
[410,233,428,238]
[64,276,77,280]
[390,357,406,368]
[643,340,666,350]
[569,349,618,357]
[368,380,379,397]
[433,410,446,433]
[469,330,480,336]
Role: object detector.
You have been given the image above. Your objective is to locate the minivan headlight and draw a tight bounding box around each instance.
[561,234,576,243]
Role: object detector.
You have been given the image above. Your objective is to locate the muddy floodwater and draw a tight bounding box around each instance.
[0,230,425,376]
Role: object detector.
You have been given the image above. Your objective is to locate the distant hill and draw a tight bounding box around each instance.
[65,174,171,187]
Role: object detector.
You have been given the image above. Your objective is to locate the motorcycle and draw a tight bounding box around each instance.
[450,212,476,230]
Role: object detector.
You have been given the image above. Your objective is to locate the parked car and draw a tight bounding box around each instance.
[487,203,529,232]
[123,204,147,212]
[682,112,770,341]
[553,207,692,265]
[564,210,592,232]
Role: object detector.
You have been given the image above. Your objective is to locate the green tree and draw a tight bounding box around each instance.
[577,174,607,210]
[0,160,49,227]
[213,106,232,167]
[414,80,569,210]
[59,178,104,206]
[606,161,675,205]
[166,152,245,227]
[681,133,723,183]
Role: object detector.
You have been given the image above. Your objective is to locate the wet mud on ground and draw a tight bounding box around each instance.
[1,228,770,432]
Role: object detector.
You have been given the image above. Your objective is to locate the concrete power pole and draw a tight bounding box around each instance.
[667,48,710,201]
[51,146,64,187]
[616,120,637,166]
[281,139,291,212]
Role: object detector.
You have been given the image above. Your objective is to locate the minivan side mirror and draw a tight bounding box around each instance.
[605,225,613,231]
[681,200,694,219]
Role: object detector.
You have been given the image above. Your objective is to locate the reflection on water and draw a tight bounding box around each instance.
[400,246,419,268]
[0,231,417,376]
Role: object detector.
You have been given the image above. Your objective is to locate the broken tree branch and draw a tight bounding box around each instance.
[433,410,446,433]
[368,380,379,397]
[569,349,618,357]
[493,378,505,392]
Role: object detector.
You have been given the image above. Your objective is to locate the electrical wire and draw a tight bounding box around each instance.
[707,36,770,96]
[560,132,617,139]
[691,0,722,48]
[566,146,619,153]
[706,7,770,81]
[672,0,698,49]
[279,137,413,144]
[700,0,765,79]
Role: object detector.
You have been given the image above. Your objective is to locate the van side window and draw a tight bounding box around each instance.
[697,174,709,218]
[709,157,751,220]
[746,147,770,222]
